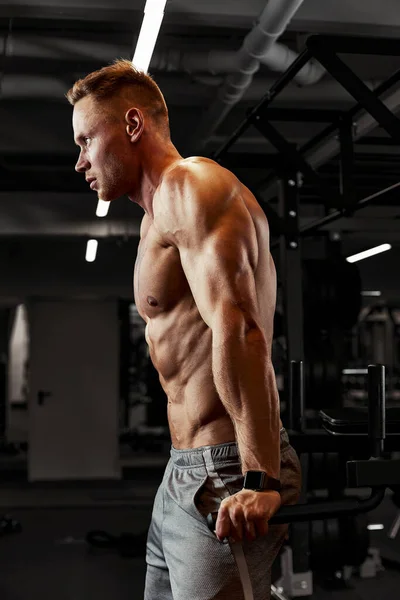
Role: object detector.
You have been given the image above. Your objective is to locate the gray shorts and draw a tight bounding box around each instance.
[144,428,301,600]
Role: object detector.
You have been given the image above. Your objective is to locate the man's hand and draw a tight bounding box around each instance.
[215,489,281,543]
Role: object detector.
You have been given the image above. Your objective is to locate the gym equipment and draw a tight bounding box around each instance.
[211,34,400,416]
[206,364,400,529]
[276,362,400,596]
[272,364,400,524]
[209,35,400,595]
[206,363,400,598]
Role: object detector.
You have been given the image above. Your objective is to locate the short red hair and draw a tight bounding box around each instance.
[66,59,170,136]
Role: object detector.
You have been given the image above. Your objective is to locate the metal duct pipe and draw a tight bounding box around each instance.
[190,0,306,152]
[259,42,325,86]
[152,44,325,87]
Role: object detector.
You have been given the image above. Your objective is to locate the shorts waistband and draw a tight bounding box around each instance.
[170,427,289,468]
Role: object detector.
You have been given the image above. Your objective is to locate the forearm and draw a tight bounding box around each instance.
[212,324,281,479]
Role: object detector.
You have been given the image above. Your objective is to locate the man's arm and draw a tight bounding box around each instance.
[155,161,280,480]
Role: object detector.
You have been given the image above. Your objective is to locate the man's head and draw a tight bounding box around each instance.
[67,59,170,202]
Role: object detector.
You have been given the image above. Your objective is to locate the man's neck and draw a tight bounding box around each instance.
[129,144,182,219]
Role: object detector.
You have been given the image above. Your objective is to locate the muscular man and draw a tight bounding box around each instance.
[67,60,301,600]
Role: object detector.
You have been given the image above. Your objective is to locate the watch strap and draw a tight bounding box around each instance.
[243,470,281,492]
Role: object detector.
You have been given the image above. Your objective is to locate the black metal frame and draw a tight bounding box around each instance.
[211,34,400,387]
[212,34,400,238]
[211,34,400,584]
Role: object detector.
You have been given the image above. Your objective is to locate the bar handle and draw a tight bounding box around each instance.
[368,364,386,458]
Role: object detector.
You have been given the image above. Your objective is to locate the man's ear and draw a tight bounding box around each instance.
[125,107,144,141]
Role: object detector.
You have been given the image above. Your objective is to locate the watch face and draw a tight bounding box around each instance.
[245,471,265,489]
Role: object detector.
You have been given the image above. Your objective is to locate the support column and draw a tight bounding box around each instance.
[278,169,312,597]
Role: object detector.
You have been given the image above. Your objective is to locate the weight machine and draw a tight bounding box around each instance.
[211,34,400,597]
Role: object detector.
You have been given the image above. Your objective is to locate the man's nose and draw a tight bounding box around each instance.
[75,154,90,173]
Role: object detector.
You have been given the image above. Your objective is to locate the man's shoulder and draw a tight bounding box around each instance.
[162,156,235,193]
[158,157,237,216]
[154,157,237,243]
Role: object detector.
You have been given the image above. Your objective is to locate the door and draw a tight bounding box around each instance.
[27,298,121,481]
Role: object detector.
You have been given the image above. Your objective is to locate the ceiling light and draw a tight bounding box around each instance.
[367,524,384,531]
[85,239,98,263]
[361,291,382,297]
[96,200,110,218]
[346,243,391,264]
[132,0,168,73]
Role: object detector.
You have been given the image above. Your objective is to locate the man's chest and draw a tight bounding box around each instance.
[133,225,189,320]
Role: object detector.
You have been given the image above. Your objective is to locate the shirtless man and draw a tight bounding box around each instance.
[67,60,301,600]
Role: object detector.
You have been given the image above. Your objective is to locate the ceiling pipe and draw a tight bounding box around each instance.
[189,0,308,153]
[258,42,325,86]
[151,43,325,86]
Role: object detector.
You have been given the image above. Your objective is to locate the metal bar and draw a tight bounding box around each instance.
[253,117,340,207]
[271,488,385,524]
[278,170,304,369]
[212,48,312,161]
[368,364,386,458]
[290,453,311,574]
[263,48,313,103]
[365,68,400,101]
[288,429,400,455]
[299,181,400,236]
[215,39,400,165]
[300,122,338,155]
[338,115,356,206]
[299,68,400,156]
[307,34,400,57]
[309,46,400,142]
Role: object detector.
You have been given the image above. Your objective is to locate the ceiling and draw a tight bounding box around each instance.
[0,0,400,299]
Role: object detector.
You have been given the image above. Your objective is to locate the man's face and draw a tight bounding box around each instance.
[73,96,133,202]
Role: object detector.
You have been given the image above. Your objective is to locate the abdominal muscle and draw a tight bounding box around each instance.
[145,316,236,449]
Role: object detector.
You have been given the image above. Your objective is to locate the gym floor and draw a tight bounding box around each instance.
[1,472,400,600]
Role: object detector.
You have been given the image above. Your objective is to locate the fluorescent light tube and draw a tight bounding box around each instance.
[96,199,110,218]
[86,239,98,263]
[132,0,168,73]
[346,243,391,264]
[361,291,382,297]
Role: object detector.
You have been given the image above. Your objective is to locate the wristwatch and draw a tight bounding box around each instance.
[243,470,281,492]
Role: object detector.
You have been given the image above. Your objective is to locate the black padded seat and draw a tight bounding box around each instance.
[320,407,400,435]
